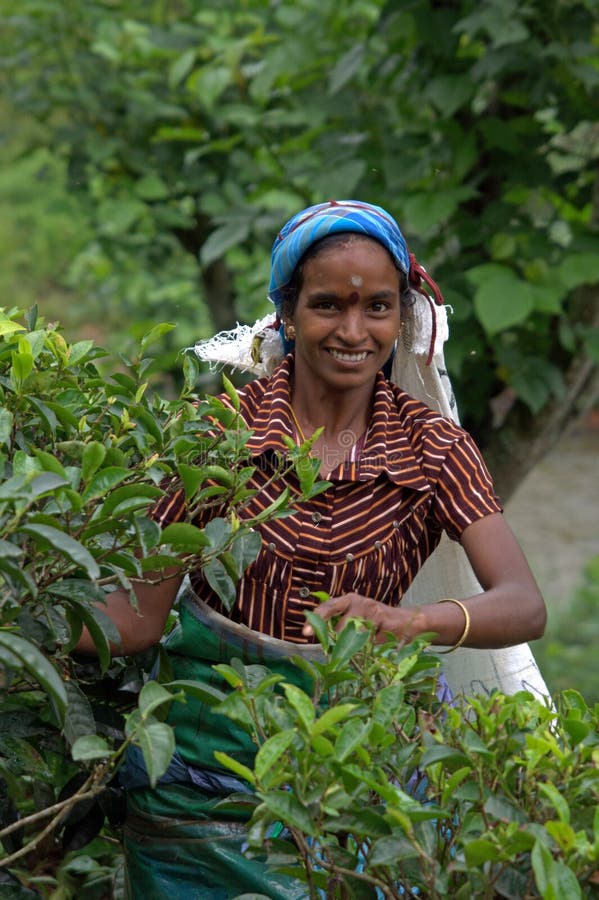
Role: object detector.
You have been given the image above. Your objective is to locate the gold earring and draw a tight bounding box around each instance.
[284,323,296,340]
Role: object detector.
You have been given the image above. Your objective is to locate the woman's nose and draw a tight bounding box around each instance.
[337,309,364,343]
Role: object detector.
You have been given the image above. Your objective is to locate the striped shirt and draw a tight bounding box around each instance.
[153,357,501,643]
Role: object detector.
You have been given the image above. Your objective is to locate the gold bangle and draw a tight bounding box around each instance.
[435,598,471,654]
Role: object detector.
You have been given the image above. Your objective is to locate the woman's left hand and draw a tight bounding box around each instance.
[301,513,547,649]
[302,592,425,644]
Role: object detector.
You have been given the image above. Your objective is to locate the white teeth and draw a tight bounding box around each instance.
[329,350,368,362]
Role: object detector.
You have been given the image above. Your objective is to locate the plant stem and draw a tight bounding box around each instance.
[0,767,109,868]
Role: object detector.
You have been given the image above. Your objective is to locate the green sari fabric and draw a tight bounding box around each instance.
[122,590,321,898]
[163,592,322,772]
[123,782,308,900]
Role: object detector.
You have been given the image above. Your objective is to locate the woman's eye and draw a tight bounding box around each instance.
[315,300,337,310]
[370,301,389,313]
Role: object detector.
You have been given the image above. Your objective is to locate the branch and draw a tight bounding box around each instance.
[0,765,110,869]
[293,829,404,899]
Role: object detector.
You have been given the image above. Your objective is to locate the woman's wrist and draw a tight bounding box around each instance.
[435,598,471,653]
[385,605,427,643]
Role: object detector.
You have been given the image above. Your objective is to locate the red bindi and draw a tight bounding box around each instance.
[348,291,360,302]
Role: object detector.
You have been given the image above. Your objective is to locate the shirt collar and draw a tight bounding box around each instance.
[245,356,431,491]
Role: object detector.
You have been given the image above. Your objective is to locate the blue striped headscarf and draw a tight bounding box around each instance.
[268,200,410,312]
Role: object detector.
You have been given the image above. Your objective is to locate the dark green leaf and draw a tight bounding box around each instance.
[203,517,230,550]
[19,523,100,580]
[169,49,196,87]
[139,681,179,718]
[538,783,570,823]
[63,601,121,672]
[140,323,176,352]
[182,352,199,391]
[0,539,22,559]
[25,396,58,435]
[328,43,364,95]
[369,835,419,866]
[160,522,210,551]
[69,340,95,365]
[464,838,500,866]
[0,557,38,597]
[558,252,599,289]
[0,408,13,447]
[467,264,534,334]
[330,621,370,667]
[282,684,314,731]
[335,717,371,763]
[0,632,67,721]
[260,790,317,837]
[135,515,162,553]
[81,467,130,503]
[178,463,207,500]
[81,441,107,482]
[32,449,68,479]
[229,530,262,574]
[27,472,70,499]
[562,717,591,745]
[303,610,331,651]
[135,719,176,788]
[63,681,96,747]
[203,558,236,610]
[255,730,296,782]
[421,745,471,770]
[46,578,108,605]
[200,222,250,267]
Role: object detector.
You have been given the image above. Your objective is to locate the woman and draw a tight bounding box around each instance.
[78,200,546,898]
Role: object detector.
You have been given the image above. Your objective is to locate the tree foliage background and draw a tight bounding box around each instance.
[1,0,598,496]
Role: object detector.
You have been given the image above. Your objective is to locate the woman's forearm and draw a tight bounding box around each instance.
[74,572,183,657]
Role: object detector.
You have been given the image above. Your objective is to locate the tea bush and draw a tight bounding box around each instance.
[215,617,599,899]
[0,307,321,896]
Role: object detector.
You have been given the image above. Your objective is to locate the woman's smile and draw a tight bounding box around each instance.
[326,348,370,363]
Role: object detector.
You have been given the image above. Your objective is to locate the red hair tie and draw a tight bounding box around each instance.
[408,252,445,366]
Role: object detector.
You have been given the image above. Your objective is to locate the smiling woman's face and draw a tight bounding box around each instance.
[290,237,401,394]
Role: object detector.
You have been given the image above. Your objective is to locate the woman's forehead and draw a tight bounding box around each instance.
[302,239,400,281]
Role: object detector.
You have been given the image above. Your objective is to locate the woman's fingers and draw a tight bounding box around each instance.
[302,595,348,637]
[302,593,426,644]
[302,593,384,638]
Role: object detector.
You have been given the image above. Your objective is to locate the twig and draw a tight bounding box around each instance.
[0,767,109,868]
[298,835,403,898]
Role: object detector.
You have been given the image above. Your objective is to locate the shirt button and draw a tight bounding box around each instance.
[268,542,276,551]
[311,512,322,524]
[345,553,355,562]
[298,586,310,599]
[374,541,382,549]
